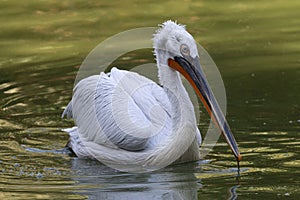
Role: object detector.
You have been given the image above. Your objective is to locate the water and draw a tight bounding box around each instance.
[1,0,299,199]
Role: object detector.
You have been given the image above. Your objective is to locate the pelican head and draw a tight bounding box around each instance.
[154,21,242,162]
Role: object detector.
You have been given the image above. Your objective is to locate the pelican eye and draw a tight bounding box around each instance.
[180,44,190,57]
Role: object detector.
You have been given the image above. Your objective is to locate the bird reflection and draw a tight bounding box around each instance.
[69,158,200,200]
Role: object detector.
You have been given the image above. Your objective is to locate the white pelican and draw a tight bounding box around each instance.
[62,21,241,171]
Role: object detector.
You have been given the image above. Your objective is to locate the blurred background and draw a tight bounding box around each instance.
[0,0,299,199]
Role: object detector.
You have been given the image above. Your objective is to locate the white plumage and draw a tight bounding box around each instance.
[62,21,205,171]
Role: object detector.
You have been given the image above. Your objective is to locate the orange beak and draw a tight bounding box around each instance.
[168,56,242,162]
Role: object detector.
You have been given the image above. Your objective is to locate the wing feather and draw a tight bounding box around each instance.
[63,67,172,153]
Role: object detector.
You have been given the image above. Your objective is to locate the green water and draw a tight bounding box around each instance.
[0,0,299,199]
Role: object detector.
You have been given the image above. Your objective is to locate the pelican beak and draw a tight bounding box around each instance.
[168,56,242,162]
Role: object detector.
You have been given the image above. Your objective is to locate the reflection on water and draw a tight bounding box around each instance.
[70,160,200,200]
[1,0,299,199]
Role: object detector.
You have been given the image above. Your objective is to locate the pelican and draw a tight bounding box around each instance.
[62,21,241,171]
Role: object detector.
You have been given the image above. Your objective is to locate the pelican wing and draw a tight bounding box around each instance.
[63,67,173,155]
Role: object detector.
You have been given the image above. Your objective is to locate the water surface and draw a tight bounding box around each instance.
[0,0,299,199]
